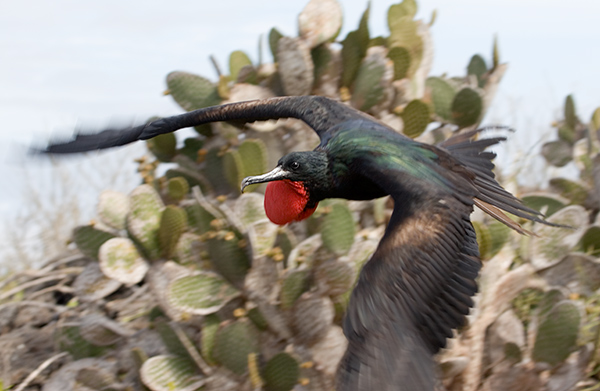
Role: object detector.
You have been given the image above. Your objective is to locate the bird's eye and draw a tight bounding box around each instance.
[290,161,300,170]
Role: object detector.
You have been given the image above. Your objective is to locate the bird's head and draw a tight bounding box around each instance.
[241,151,331,225]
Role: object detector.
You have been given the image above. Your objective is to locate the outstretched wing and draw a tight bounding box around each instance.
[338,192,479,391]
[330,130,481,391]
[36,96,368,154]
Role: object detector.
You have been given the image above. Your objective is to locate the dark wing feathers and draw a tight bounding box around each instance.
[336,126,553,390]
[439,130,564,230]
[37,96,368,154]
[339,198,480,390]
[337,154,481,390]
[40,125,146,154]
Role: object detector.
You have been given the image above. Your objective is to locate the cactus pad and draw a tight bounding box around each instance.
[341,32,365,89]
[207,234,251,287]
[146,133,177,163]
[426,77,456,121]
[229,50,253,82]
[387,0,417,23]
[487,221,511,259]
[213,319,260,375]
[184,199,221,235]
[166,177,190,202]
[350,47,387,112]
[167,272,240,315]
[140,355,204,391]
[320,202,356,255]
[202,147,229,194]
[298,0,343,48]
[99,237,149,286]
[451,87,483,128]
[579,225,600,256]
[97,190,129,230]
[269,28,284,62]
[158,205,188,259]
[531,205,588,269]
[249,219,279,256]
[388,17,423,78]
[178,137,204,162]
[315,260,355,296]
[564,95,578,130]
[532,300,581,366]
[174,232,202,265]
[127,184,165,260]
[73,224,116,260]
[200,314,220,365]
[166,71,220,113]
[401,99,430,138]
[235,193,267,226]
[292,293,334,345]
[388,46,411,81]
[467,54,488,87]
[222,149,245,193]
[280,269,310,310]
[238,139,269,179]
[263,352,300,391]
[277,37,314,96]
[473,221,491,260]
[541,140,573,167]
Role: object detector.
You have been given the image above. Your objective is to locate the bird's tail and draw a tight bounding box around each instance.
[440,127,556,234]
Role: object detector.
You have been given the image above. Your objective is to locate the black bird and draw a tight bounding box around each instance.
[38,96,551,390]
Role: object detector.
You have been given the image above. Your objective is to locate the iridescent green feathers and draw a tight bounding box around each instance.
[325,124,452,191]
[324,121,548,234]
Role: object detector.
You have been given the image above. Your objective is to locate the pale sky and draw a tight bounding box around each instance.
[1,0,599,262]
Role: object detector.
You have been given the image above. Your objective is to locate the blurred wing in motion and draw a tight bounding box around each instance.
[35,96,369,154]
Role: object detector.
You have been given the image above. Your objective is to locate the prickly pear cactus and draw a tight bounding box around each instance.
[8,1,600,390]
[212,319,260,375]
[98,237,149,286]
[97,190,129,230]
[532,300,581,366]
[262,352,300,391]
[140,355,204,391]
[167,272,240,315]
[127,184,164,260]
[158,205,188,259]
[166,71,221,113]
[72,224,116,260]
[318,201,356,255]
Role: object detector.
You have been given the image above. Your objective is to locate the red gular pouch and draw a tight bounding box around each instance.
[264,180,318,225]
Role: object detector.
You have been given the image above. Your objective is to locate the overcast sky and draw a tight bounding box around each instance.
[1,0,599,250]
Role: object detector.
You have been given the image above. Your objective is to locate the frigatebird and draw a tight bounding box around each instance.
[38,96,551,390]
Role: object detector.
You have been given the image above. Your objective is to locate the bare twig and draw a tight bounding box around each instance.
[170,321,213,376]
[14,352,68,391]
[0,300,67,314]
[209,55,222,77]
[27,285,75,301]
[0,274,69,301]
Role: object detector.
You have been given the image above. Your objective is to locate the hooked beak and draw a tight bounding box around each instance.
[241,166,290,193]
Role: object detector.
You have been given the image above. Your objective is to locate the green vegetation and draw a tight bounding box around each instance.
[1,0,599,390]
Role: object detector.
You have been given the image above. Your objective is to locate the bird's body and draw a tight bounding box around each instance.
[246,118,486,390]
[38,96,553,391]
